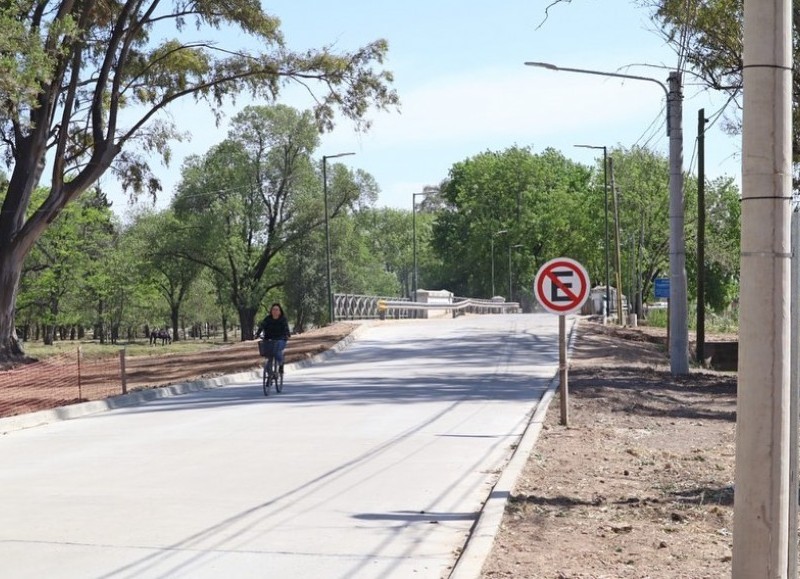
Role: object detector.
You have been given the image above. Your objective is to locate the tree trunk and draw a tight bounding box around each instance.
[0,249,25,361]
[238,306,258,341]
[171,307,180,343]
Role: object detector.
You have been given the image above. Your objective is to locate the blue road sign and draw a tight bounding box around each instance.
[654,277,670,299]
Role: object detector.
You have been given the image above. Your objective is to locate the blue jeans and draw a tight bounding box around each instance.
[272,339,287,365]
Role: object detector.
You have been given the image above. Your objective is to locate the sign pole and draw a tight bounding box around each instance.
[559,314,568,425]
[533,257,590,429]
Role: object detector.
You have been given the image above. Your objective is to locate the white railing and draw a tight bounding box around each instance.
[334,292,521,321]
[333,294,412,321]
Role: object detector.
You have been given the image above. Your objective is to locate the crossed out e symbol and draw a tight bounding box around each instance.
[550,270,574,302]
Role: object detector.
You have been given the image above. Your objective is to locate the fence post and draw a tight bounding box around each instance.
[77,346,82,401]
[119,348,127,394]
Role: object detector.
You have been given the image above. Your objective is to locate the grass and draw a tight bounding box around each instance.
[21,336,245,361]
[644,305,738,334]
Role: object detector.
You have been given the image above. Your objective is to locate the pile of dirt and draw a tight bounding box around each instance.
[480,318,739,579]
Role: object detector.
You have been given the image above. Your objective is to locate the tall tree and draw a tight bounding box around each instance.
[17,188,117,344]
[432,146,594,298]
[124,208,204,341]
[173,105,373,338]
[0,1,398,361]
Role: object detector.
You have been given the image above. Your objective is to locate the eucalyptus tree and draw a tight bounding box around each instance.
[0,1,398,361]
[282,228,326,333]
[173,105,373,338]
[603,146,740,313]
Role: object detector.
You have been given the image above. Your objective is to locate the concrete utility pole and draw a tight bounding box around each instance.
[666,71,689,374]
[732,0,793,576]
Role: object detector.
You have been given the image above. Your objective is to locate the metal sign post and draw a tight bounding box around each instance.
[534,258,590,426]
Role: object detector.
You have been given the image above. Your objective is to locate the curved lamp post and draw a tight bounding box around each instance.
[322,152,355,323]
[525,60,688,375]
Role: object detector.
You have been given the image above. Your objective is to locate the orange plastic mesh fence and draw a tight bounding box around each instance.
[0,351,123,418]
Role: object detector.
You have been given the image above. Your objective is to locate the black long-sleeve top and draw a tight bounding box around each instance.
[258,315,290,340]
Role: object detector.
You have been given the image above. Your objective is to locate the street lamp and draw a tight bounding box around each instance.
[575,144,610,323]
[491,229,508,297]
[412,189,436,297]
[525,60,689,375]
[322,152,355,324]
[510,244,524,304]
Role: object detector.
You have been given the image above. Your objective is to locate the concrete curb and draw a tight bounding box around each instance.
[448,317,581,578]
[0,322,369,435]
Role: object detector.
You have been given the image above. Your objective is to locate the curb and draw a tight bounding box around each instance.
[0,323,368,435]
[448,317,581,578]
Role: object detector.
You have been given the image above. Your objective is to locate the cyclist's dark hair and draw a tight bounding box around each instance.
[270,302,286,318]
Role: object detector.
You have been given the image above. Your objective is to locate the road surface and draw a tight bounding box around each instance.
[1,313,568,578]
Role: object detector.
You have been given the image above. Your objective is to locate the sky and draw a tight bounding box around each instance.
[101,0,741,219]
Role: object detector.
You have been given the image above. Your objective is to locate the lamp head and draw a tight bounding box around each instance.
[524,61,558,71]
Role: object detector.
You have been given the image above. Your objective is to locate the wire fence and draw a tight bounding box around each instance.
[0,349,124,418]
[0,344,260,419]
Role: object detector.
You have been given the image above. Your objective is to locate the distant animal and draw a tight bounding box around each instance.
[149,329,172,346]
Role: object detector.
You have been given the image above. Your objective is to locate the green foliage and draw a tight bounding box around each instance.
[432,146,594,298]
[649,0,800,177]
[172,104,377,337]
[0,1,398,358]
[17,188,120,343]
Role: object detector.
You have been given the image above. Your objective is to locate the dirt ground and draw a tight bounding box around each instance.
[480,319,740,579]
[122,321,359,389]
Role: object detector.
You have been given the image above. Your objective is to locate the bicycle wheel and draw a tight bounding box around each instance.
[275,367,283,393]
[262,361,270,396]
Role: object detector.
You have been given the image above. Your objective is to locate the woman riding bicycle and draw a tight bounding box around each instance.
[257,302,291,374]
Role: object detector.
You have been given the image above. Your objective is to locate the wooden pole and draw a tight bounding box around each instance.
[119,349,127,394]
[559,315,568,426]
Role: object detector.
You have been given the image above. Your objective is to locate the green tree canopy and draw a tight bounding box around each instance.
[0,0,398,360]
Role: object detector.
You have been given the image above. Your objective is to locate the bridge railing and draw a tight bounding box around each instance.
[333,294,412,321]
[333,293,521,321]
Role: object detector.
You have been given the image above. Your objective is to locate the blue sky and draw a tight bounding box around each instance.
[102,0,741,218]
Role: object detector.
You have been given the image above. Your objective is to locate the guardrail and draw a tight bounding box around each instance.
[334,293,521,320]
[333,294,412,321]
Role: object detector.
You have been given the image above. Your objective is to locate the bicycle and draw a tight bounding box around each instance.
[258,339,284,396]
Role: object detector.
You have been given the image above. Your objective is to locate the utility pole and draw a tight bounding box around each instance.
[732,0,792,576]
[697,109,707,365]
[667,71,689,374]
[608,157,624,324]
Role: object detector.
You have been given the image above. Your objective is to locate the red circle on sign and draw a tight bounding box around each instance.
[534,258,590,315]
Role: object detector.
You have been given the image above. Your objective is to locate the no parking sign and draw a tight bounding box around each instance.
[534,257,590,315]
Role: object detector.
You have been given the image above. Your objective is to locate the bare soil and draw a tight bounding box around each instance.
[480,319,740,579]
[121,322,358,389]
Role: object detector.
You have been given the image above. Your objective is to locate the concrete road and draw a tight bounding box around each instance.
[1,313,567,579]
